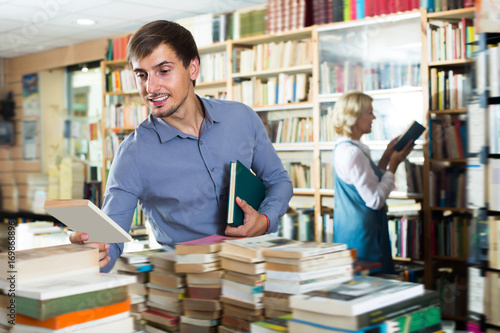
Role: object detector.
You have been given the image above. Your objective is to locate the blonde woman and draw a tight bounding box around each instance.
[332,91,414,274]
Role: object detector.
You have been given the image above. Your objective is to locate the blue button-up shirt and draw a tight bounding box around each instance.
[101,97,293,272]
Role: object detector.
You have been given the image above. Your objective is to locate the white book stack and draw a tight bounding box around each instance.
[261,242,353,318]
[174,235,228,332]
[218,235,297,330]
[0,244,136,333]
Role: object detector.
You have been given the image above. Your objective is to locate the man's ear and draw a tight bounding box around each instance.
[189,58,200,81]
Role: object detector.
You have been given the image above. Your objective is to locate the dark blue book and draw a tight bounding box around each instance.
[394,120,426,151]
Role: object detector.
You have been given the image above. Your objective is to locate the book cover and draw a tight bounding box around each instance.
[262,242,347,258]
[175,234,234,254]
[221,234,299,260]
[227,160,266,227]
[11,315,133,333]
[43,199,133,243]
[393,120,426,151]
[289,276,424,316]
[292,290,439,330]
[16,298,130,329]
[0,244,98,286]
[16,285,128,321]
[12,273,136,301]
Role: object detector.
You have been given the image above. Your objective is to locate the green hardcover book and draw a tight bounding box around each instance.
[227,160,266,227]
[17,286,128,321]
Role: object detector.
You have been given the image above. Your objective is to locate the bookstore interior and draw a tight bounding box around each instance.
[0,0,500,332]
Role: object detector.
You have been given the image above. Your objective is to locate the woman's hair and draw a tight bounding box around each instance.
[127,20,200,86]
[332,91,373,138]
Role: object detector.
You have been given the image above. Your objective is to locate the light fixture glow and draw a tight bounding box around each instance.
[75,19,96,26]
[81,64,88,72]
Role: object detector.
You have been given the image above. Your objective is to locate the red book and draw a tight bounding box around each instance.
[142,309,180,326]
[388,0,396,13]
[453,119,465,158]
[364,0,373,17]
[188,285,221,300]
[373,0,380,15]
[463,0,474,7]
[350,0,357,20]
[379,0,386,15]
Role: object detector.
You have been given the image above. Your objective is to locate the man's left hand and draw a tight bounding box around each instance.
[224,197,267,237]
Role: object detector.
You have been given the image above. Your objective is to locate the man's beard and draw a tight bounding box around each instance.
[149,92,188,119]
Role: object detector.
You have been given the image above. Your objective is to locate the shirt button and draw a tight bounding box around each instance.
[211,168,215,172]
[199,140,203,145]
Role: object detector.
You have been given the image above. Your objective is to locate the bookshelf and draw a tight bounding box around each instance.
[421,6,476,326]
[466,31,500,330]
[315,10,426,248]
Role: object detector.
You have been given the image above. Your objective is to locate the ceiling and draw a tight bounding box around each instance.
[0,0,267,59]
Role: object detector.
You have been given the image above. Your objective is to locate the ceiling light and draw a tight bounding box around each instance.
[75,19,96,26]
[81,64,88,72]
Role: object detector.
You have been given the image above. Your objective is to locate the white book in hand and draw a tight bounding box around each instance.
[44,199,133,243]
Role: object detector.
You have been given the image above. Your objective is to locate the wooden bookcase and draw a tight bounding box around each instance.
[421,7,476,326]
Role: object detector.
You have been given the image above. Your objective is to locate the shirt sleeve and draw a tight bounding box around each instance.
[247,107,293,232]
[336,143,395,210]
[100,137,144,273]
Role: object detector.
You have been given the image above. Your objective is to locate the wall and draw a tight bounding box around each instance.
[1,34,128,212]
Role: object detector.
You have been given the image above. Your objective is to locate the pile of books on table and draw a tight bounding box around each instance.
[143,251,185,332]
[288,276,442,333]
[174,234,226,333]
[0,244,136,332]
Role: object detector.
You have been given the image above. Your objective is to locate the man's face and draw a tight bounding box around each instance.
[132,43,198,119]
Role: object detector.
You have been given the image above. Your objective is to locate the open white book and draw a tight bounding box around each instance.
[44,199,133,243]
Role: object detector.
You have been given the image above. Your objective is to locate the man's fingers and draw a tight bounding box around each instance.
[85,242,110,252]
[99,256,111,269]
[69,232,89,244]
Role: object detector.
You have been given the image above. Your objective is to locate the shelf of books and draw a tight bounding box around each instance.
[314,10,426,247]
[466,31,500,331]
[421,7,476,327]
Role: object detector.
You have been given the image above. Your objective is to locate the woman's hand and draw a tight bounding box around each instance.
[378,136,400,170]
[388,140,414,173]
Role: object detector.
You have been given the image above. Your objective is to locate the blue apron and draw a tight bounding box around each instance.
[333,141,395,274]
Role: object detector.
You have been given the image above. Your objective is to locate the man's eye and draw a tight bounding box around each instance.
[160,70,170,74]
[136,73,146,78]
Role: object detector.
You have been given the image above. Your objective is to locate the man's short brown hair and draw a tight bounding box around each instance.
[127,20,200,70]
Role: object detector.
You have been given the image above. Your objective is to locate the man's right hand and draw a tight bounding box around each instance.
[69,232,111,269]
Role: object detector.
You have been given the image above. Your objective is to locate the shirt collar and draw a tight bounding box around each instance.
[145,95,221,143]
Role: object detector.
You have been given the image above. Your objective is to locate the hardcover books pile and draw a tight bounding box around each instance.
[174,235,227,333]
[115,249,158,330]
[288,276,442,333]
[143,251,185,332]
[261,241,354,318]
[0,244,136,332]
[218,235,297,332]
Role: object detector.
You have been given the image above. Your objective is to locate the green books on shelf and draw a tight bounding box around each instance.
[227,160,266,227]
[393,120,426,151]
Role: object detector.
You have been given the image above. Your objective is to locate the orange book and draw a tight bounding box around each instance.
[16,298,130,329]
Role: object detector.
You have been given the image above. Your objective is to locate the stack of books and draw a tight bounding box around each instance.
[261,242,354,318]
[218,235,297,332]
[175,235,227,332]
[0,244,136,332]
[115,249,159,329]
[288,276,442,333]
[143,251,185,332]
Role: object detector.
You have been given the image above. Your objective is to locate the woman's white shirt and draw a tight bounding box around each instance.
[334,137,395,210]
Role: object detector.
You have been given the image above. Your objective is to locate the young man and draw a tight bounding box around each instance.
[70,20,293,272]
